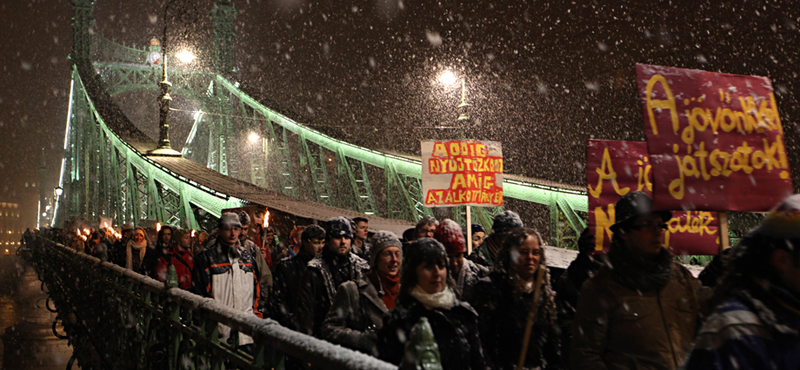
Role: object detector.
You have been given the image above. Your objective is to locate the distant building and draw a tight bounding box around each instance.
[0,202,22,253]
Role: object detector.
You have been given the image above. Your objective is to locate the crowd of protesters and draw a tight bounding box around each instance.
[39,191,800,370]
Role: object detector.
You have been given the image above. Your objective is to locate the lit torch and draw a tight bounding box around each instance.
[262,211,270,250]
[156,222,161,232]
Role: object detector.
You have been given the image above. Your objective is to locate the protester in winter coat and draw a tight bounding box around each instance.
[192,213,264,347]
[271,224,325,330]
[682,194,800,370]
[571,192,707,370]
[434,219,487,301]
[87,231,108,261]
[351,217,372,261]
[297,217,370,337]
[468,210,524,268]
[378,238,487,370]
[471,227,561,370]
[126,227,156,275]
[554,227,603,363]
[110,223,134,266]
[237,211,273,314]
[322,230,401,356]
[154,229,194,290]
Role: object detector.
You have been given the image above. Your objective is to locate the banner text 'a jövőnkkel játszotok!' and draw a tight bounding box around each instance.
[636,64,793,211]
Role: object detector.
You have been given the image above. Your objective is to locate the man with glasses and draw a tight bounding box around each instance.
[571,191,708,370]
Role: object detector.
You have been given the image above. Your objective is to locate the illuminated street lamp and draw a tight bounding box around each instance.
[147,0,197,157]
[437,69,470,123]
[176,50,195,64]
[248,132,261,143]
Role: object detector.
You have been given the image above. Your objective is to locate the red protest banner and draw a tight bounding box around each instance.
[635,64,792,211]
[422,140,503,207]
[587,140,719,255]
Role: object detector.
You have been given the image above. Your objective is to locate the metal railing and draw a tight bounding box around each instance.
[21,232,396,370]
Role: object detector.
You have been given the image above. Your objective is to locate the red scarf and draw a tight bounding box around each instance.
[370,271,400,310]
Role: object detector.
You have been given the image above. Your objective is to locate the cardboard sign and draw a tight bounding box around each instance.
[421,140,503,207]
[635,64,792,211]
[587,140,719,255]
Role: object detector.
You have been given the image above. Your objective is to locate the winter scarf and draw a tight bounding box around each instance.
[606,238,674,292]
[734,278,800,336]
[322,247,353,289]
[126,236,148,270]
[369,270,400,310]
[410,285,456,310]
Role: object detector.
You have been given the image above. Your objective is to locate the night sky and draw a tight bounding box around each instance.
[1,0,799,219]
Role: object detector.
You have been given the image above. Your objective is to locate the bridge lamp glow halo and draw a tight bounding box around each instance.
[248,132,261,143]
[438,70,459,86]
[175,50,195,64]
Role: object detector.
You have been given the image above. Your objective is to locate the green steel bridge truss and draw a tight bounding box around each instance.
[56,6,589,246]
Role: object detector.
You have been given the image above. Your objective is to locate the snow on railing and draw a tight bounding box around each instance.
[23,233,397,370]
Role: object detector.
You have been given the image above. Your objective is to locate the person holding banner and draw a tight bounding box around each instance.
[682,195,800,370]
[470,227,561,370]
[571,191,706,370]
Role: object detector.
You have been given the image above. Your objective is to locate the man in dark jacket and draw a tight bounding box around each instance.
[571,192,707,370]
[297,217,369,337]
[683,194,800,370]
[468,210,524,268]
[270,224,325,330]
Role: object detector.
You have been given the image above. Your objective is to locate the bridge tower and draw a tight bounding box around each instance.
[207,0,238,176]
[70,0,95,64]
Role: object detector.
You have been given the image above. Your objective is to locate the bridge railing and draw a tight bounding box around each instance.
[22,232,396,370]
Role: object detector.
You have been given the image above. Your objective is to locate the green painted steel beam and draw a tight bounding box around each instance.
[215,76,589,213]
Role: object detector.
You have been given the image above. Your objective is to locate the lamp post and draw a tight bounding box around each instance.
[147,0,197,157]
[437,69,475,254]
[437,70,471,136]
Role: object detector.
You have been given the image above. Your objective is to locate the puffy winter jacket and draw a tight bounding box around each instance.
[192,240,264,345]
[571,263,705,370]
[321,277,388,356]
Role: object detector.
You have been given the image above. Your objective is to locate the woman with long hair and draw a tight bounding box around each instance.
[470,227,561,370]
[377,238,486,370]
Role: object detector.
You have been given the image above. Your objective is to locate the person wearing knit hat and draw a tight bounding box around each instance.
[297,217,369,337]
[435,219,488,301]
[468,210,524,268]
[271,224,325,331]
[377,238,487,370]
[321,230,401,356]
[683,194,800,370]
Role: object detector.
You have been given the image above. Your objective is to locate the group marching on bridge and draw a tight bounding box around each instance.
[37,190,800,370]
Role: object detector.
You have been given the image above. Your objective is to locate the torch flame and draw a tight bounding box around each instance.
[103,222,108,229]
[191,229,196,237]
[83,228,90,236]
[156,222,161,232]
[263,211,270,228]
